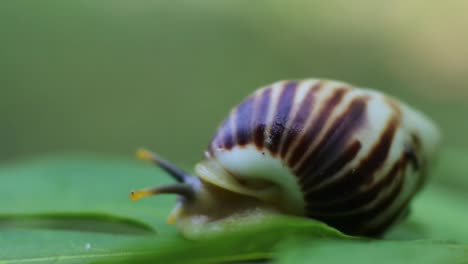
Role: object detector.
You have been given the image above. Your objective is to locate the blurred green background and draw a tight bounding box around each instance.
[1,0,467,166]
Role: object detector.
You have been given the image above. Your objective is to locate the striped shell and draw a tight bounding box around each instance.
[200,79,440,236]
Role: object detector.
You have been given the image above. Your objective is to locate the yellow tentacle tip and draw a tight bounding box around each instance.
[130,190,152,201]
[136,148,153,161]
[129,191,140,201]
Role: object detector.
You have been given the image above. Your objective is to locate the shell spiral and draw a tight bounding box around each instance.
[203,79,440,236]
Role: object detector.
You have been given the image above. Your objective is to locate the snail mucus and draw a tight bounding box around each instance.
[130,79,440,237]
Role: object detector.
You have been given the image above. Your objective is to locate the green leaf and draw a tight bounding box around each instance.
[275,239,468,264]
[0,229,157,264]
[0,155,348,264]
[96,215,350,264]
[0,213,154,234]
[0,154,178,234]
[0,155,180,263]
[1,148,468,263]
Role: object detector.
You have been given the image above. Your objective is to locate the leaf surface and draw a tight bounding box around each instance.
[0,150,467,263]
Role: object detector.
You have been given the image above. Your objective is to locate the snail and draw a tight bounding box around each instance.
[130,78,440,237]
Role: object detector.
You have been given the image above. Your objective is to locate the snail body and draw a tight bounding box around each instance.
[131,79,440,237]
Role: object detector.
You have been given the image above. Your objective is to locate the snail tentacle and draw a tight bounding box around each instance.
[130,183,195,201]
[136,148,195,183]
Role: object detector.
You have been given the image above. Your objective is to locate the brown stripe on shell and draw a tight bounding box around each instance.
[303,116,399,203]
[307,169,405,235]
[223,114,236,149]
[287,87,349,167]
[306,151,408,234]
[404,144,419,171]
[302,140,362,191]
[306,151,407,213]
[407,133,422,171]
[266,81,299,154]
[302,114,401,235]
[279,81,323,158]
[209,114,235,151]
[384,97,403,117]
[253,87,272,149]
[297,97,368,186]
[359,186,413,237]
[234,95,256,146]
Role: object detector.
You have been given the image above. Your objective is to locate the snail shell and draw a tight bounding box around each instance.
[131,78,440,237]
[197,79,440,236]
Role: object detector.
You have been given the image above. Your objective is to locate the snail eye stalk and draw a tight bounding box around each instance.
[130,183,195,201]
[136,148,194,183]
